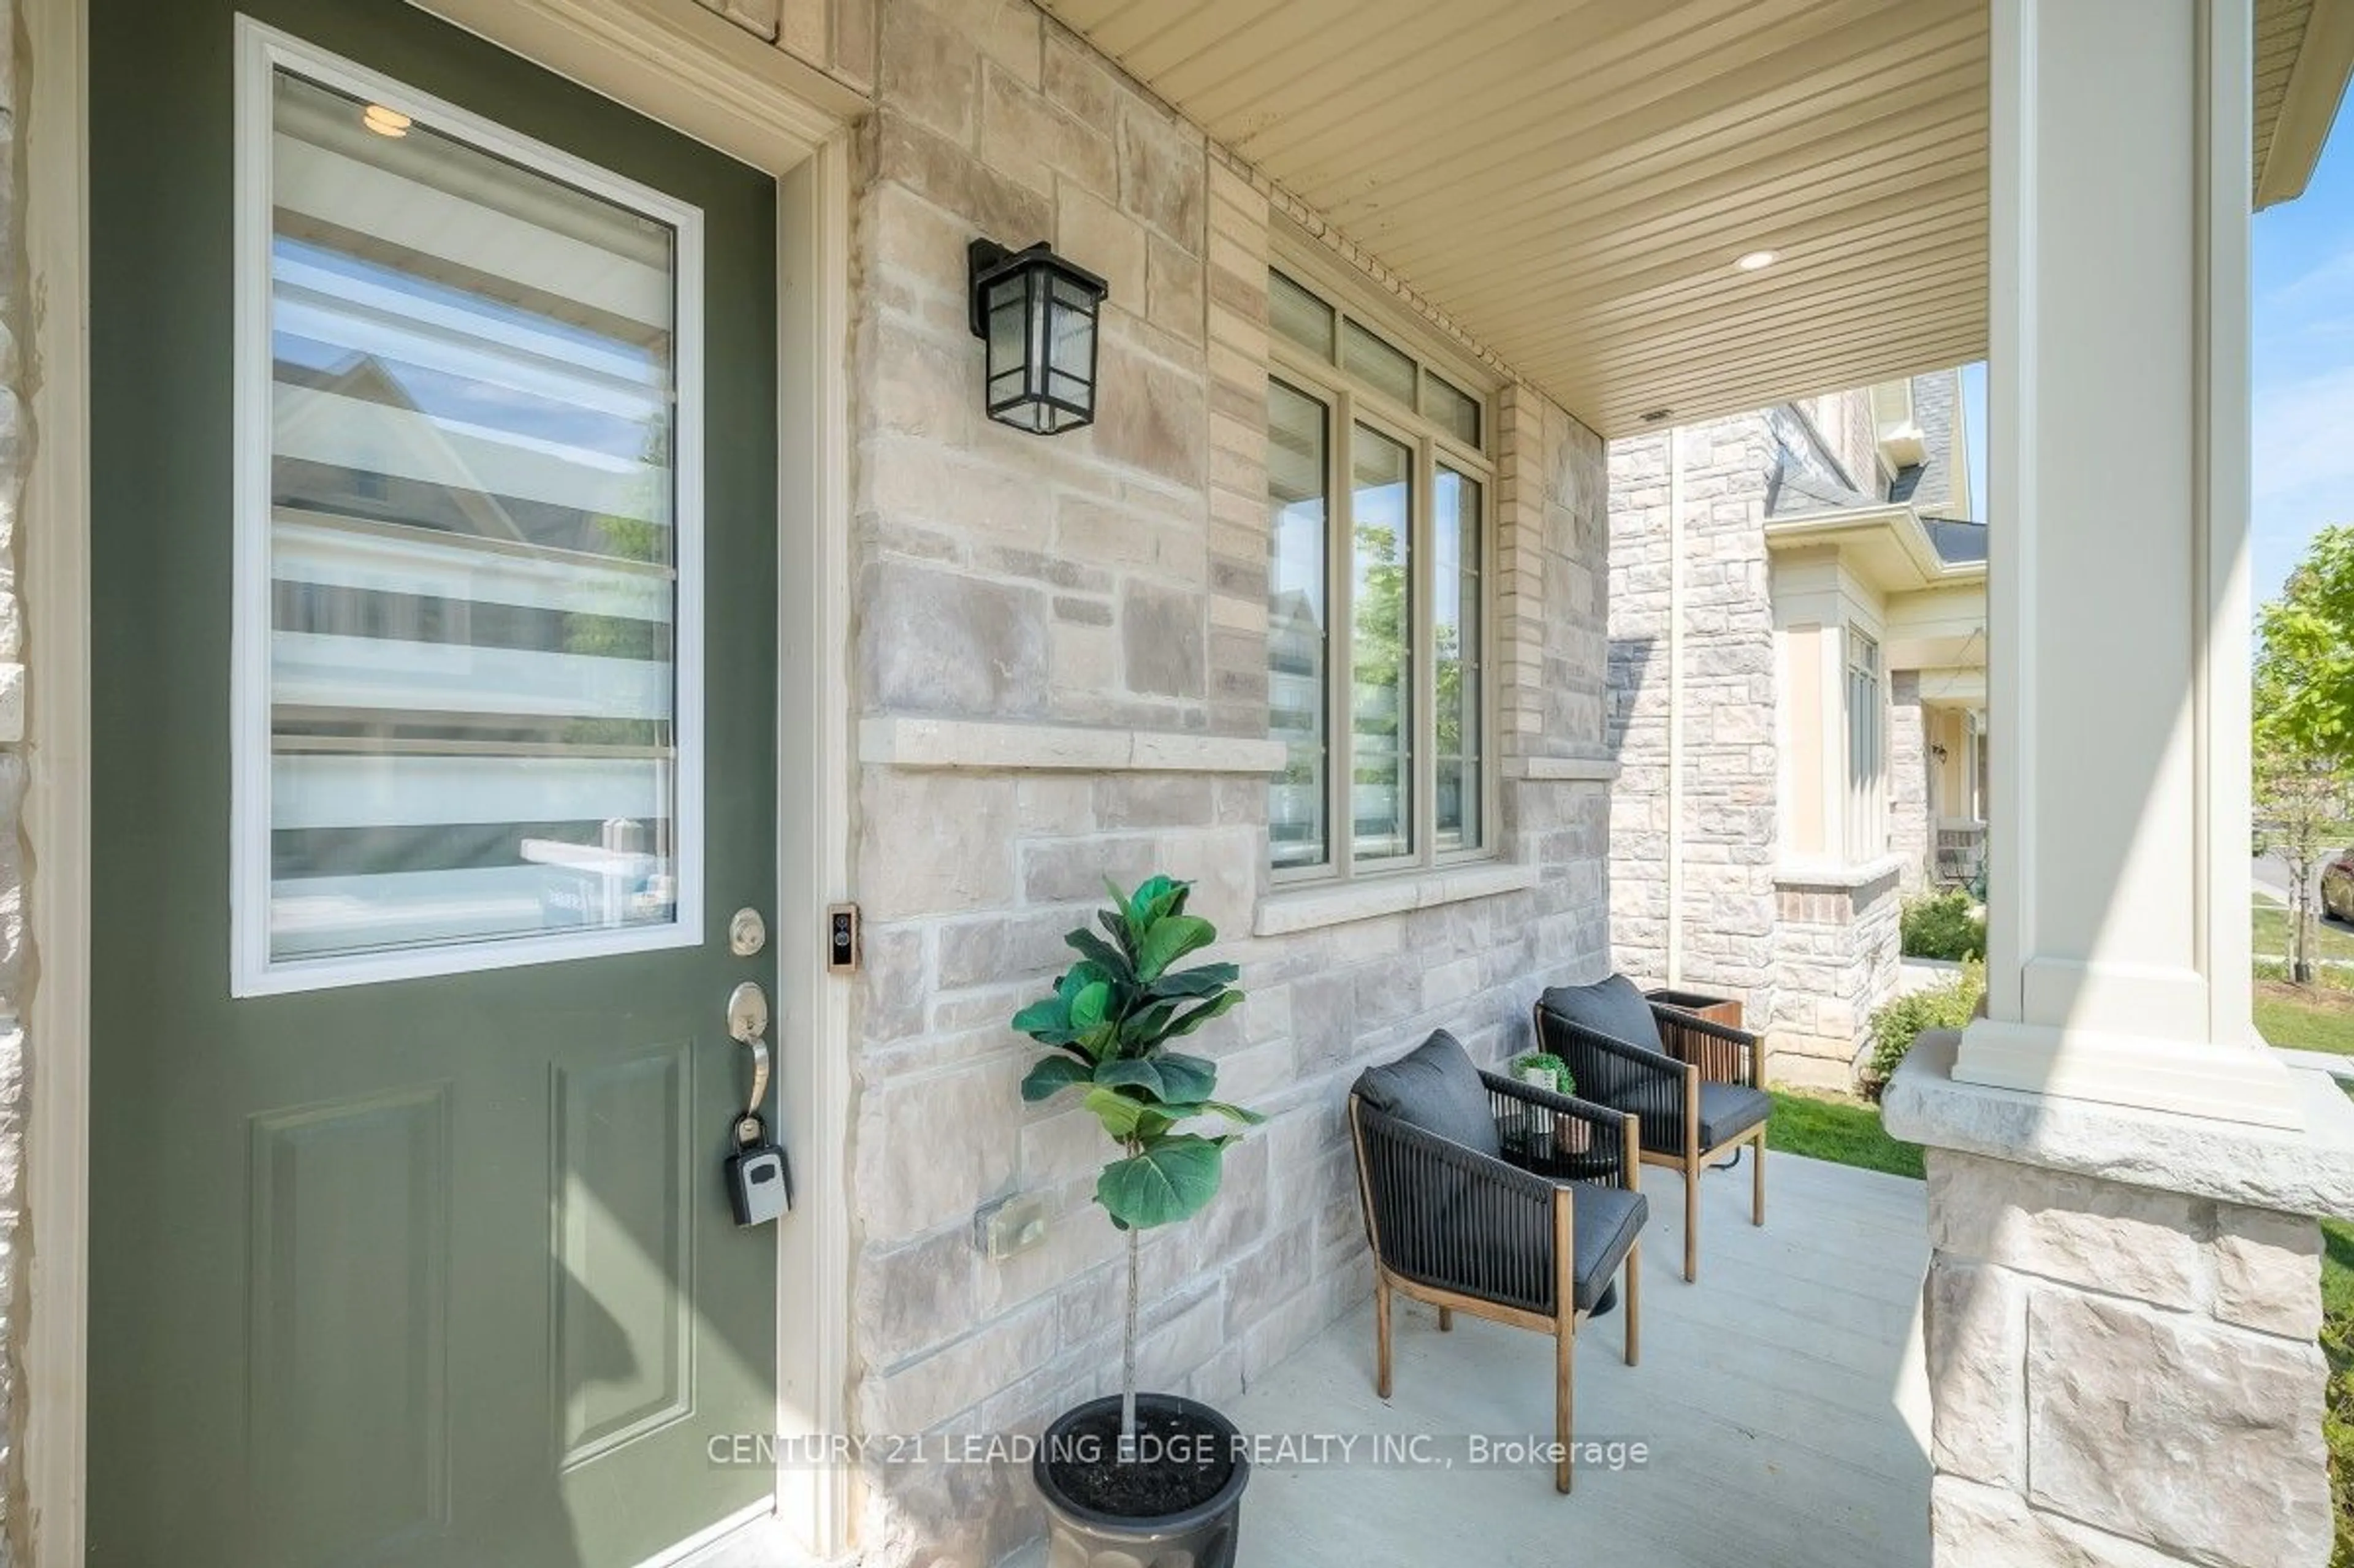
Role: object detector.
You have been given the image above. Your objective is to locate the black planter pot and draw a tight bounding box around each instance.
[1033,1393,1250,1568]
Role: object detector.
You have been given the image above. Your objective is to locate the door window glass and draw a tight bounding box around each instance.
[241,61,702,988]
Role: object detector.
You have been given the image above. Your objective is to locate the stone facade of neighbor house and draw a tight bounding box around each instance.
[1606,424,1783,1041]
[1891,671,1932,892]
[1606,373,1981,1089]
[835,4,1613,1559]
[1770,862,1904,1076]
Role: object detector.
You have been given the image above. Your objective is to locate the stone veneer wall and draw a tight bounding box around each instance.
[1606,418,1781,1033]
[1608,401,1908,1087]
[835,2,1613,1561]
[0,0,1607,1559]
[1891,671,1931,891]
[1919,1146,2329,1567]
[1768,864,1902,1087]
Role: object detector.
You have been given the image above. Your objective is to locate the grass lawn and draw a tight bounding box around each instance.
[1765,1088,1924,1180]
[2326,1220,2354,1319]
[2253,899,2354,965]
[2255,981,2354,1054]
[2330,1083,2354,1318]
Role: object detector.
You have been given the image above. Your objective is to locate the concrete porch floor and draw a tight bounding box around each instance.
[1221,1151,1932,1567]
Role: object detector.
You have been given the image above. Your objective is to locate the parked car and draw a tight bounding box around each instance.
[2324,851,2354,923]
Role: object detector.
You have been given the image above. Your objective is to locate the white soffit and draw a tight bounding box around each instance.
[1043,0,2333,436]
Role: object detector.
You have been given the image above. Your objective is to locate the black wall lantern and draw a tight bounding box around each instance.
[969,238,1110,435]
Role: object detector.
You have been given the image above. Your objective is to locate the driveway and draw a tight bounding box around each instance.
[2254,848,2341,907]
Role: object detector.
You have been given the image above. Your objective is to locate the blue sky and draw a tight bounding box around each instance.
[2253,108,2354,603]
[1963,361,1986,522]
[1950,116,2350,600]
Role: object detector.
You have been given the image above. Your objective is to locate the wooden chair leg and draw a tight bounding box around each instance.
[1376,1276,1393,1399]
[1753,1130,1767,1226]
[1555,1312,1575,1494]
[1683,1160,1700,1282]
[1438,1306,1453,1332]
[1624,1244,1641,1366]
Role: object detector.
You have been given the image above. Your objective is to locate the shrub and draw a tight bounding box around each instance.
[2325,1307,2354,1567]
[1901,889,1988,961]
[1862,962,1985,1098]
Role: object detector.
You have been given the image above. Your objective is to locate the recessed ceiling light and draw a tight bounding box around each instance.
[1735,249,1778,272]
[362,104,413,138]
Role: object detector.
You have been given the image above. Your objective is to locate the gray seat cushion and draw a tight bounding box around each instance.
[1696,1081,1771,1149]
[1439,1177,1648,1314]
[1353,1030,1501,1160]
[1570,1185,1648,1311]
[1537,974,1664,1054]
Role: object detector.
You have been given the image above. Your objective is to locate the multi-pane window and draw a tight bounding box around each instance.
[1845,628,1886,861]
[1264,266,1493,878]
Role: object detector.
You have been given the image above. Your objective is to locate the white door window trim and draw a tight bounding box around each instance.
[229,17,709,995]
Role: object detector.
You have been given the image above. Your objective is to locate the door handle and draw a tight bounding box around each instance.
[728,981,771,1139]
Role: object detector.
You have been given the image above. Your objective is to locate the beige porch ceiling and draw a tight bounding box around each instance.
[1039,0,2349,438]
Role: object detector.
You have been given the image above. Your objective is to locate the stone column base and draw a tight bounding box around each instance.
[1885,1033,2354,1568]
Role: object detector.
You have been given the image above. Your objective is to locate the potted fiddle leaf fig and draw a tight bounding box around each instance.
[1015,875,1261,1566]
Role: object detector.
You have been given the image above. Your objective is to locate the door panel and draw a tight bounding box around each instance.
[249,1086,452,1566]
[555,1041,696,1466]
[89,4,781,1564]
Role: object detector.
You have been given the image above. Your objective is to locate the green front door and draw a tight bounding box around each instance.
[90,4,782,1563]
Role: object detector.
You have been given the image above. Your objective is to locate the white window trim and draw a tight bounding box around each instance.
[1265,249,1499,888]
[1843,623,1887,864]
[229,18,708,995]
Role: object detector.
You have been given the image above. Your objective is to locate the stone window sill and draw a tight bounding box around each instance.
[1773,853,1910,893]
[1501,755,1618,782]
[859,715,1286,774]
[1254,860,1542,937]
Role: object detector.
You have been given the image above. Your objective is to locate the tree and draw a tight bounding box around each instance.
[2253,525,2354,984]
[1010,877,1261,1458]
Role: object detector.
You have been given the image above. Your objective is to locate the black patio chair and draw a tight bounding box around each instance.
[1534,975,1770,1282]
[1348,1029,1647,1493]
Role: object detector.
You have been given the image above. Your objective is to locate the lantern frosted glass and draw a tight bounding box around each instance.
[968,239,1108,435]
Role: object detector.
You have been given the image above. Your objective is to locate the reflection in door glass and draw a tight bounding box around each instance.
[262,69,690,962]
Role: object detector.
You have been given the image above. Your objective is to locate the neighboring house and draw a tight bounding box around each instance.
[1607,370,1990,1088]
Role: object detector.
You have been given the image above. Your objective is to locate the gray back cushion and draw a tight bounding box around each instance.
[1538,974,1663,1054]
[1537,975,1664,1106]
[1353,1030,1501,1159]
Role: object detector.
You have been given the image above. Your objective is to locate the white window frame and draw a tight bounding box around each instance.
[229,18,707,995]
[1843,625,1886,863]
[1265,246,1498,886]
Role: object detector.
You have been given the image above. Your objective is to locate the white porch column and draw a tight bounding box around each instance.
[1884,7,2354,1567]
[1962,0,2297,1127]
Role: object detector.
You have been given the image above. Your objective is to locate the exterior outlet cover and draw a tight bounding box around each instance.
[975,1192,1050,1262]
